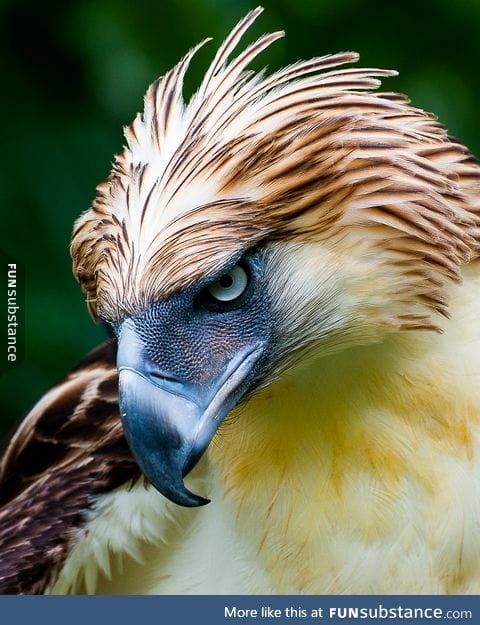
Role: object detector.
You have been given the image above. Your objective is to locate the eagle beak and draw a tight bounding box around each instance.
[117,320,262,507]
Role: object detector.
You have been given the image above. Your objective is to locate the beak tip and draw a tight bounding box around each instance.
[194,496,211,507]
[154,478,211,508]
[177,494,211,508]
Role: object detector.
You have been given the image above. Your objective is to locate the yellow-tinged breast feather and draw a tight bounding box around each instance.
[210,264,480,593]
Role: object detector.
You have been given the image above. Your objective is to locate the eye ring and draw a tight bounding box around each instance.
[206,264,249,303]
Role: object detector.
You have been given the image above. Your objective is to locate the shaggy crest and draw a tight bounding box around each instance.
[71,6,480,329]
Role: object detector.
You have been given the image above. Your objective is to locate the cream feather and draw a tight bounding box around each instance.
[71,6,480,333]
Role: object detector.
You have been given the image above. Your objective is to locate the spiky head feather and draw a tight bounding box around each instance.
[71,6,480,333]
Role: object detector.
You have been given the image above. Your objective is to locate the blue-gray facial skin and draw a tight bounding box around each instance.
[114,250,276,507]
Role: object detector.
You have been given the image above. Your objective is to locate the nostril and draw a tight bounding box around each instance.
[147,366,177,382]
[148,369,177,384]
[145,365,188,392]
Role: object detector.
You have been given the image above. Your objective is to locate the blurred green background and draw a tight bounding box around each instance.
[1,0,479,437]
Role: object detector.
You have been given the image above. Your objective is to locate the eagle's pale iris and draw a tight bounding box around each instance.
[206,264,248,302]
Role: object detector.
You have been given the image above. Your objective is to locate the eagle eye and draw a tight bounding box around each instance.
[206,264,249,303]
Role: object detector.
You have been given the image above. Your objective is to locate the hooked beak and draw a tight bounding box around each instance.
[117,320,262,507]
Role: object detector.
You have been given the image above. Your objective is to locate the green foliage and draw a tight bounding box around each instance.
[1,0,479,434]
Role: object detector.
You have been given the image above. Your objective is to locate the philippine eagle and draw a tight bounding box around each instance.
[1,7,479,594]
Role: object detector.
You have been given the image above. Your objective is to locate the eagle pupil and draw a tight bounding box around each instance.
[204,263,248,304]
[219,275,234,289]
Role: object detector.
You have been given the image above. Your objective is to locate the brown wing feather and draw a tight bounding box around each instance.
[0,341,139,594]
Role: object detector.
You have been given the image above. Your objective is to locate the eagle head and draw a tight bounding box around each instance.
[70,7,480,506]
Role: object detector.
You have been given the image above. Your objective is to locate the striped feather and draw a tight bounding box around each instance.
[0,342,138,594]
[71,8,480,329]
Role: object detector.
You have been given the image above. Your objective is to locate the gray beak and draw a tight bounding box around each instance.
[117,320,262,507]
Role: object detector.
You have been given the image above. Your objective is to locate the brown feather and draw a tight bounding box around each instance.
[70,10,480,332]
[0,342,138,594]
